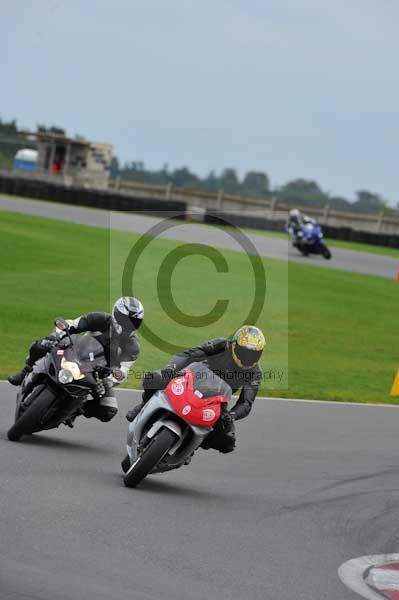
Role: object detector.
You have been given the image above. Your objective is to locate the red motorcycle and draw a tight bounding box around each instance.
[122,363,231,488]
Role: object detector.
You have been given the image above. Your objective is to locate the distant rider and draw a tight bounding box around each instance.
[8,296,144,423]
[126,325,265,453]
[286,209,316,245]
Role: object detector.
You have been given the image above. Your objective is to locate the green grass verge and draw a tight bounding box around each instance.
[0,210,396,404]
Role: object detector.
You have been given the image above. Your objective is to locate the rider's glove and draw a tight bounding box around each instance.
[221,411,235,430]
[142,370,164,390]
[161,367,186,382]
[109,361,132,385]
[55,327,67,339]
[142,368,186,390]
[111,368,125,383]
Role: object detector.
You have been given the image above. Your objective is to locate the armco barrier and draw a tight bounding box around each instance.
[110,178,399,235]
[1,173,398,249]
[205,211,286,232]
[321,224,399,248]
[205,211,399,249]
[0,174,187,216]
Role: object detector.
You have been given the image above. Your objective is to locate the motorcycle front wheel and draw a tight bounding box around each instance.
[320,243,332,259]
[123,428,178,488]
[7,386,57,441]
[299,245,309,256]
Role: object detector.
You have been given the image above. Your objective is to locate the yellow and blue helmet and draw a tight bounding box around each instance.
[231,325,265,368]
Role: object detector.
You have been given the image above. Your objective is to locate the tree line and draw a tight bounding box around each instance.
[0,117,394,215]
[112,157,394,215]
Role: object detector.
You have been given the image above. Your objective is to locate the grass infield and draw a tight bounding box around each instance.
[0,210,396,404]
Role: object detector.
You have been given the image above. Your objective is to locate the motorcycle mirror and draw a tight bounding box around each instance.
[54,317,69,331]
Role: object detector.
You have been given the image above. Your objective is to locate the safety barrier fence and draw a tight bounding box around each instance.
[0,172,398,248]
[204,211,399,249]
[0,172,186,215]
[110,177,399,236]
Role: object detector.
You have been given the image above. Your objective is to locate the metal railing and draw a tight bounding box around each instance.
[109,178,399,234]
[1,167,398,234]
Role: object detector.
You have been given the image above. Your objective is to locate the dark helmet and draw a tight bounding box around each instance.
[112,296,144,335]
[231,325,265,369]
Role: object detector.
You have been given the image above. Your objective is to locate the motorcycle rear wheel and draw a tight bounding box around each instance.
[7,387,56,441]
[123,428,178,488]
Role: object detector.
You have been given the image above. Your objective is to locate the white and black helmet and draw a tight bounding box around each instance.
[112,296,144,334]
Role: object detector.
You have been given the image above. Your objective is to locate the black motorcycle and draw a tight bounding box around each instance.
[7,319,111,441]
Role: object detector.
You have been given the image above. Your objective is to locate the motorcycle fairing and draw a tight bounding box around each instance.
[165,368,229,427]
[301,223,322,243]
[64,335,107,374]
[126,390,212,466]
[16,334,108,429]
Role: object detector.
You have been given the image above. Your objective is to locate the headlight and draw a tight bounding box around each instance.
[60,358,85,380]
[59,369,73,384]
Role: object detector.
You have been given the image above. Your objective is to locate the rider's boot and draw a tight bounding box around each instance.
[64,408,84,428]
[184,452,194,465]
[8,363,33,386]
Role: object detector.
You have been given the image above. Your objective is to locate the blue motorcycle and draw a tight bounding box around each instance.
[293,221,332,259]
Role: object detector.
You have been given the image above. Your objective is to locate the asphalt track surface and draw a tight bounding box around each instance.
[2,382,399,600]
[0,193,397,278]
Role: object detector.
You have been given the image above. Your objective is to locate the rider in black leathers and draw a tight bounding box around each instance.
[126,325,265,453]
[8,297,144,422]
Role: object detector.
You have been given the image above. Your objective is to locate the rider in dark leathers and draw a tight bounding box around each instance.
[8,297,144,423]
[127,325,265,453]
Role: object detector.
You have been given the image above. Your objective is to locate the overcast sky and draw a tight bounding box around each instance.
[2,1,398,202]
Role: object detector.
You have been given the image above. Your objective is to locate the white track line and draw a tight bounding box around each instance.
[339,555,399,600]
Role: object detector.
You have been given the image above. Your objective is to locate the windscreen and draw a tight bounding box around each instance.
[64,335,107,369]
[187,362,232,401]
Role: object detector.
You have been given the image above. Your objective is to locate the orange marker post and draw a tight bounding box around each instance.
[390,369,399,396]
